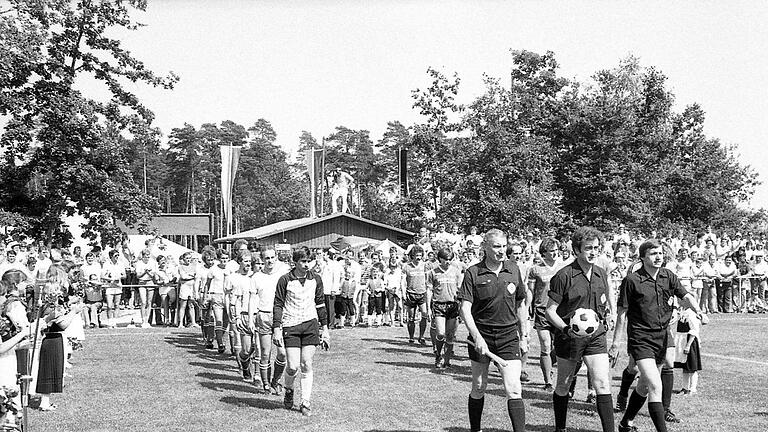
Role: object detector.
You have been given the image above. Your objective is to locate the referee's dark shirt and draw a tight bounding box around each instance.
[548,260,610,320]
[618,267,688,332]
[457,259,526,329]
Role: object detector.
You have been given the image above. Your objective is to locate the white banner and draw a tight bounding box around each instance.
[220,145,242,236]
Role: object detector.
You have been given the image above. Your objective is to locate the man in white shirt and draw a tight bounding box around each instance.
[0,249,25,277]
[253,249,289,395]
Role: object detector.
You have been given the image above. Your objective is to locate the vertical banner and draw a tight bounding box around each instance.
[398,147,409,197]
[220,145,242,236]
[306,147,325,217]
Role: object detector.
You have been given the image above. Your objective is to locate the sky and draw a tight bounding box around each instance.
[98,0,768,208]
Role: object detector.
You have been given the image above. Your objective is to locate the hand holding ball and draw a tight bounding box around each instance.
[568,308,600,338]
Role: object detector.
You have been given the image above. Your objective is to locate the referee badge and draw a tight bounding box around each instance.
[600,293,606,305]
[506,282,517,295]
[668,296,674,306]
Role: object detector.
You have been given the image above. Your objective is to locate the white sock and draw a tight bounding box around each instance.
[285,369,298,390]
[301,370,313,403]
[690,372,698,391]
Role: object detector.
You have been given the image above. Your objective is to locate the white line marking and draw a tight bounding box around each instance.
[701,353,768,366]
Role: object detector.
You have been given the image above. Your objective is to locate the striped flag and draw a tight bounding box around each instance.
[306,147,325,217]
[220,145,242,236]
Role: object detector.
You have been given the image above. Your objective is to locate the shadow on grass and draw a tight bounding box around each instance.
[526,424,594,432]
[220,395,284,409]
[164,331,284,411]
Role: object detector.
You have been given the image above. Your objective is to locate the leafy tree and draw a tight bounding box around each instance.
[0,0,177,245]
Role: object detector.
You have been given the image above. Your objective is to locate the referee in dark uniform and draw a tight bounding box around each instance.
[610,239,703,432]
[545,226,615,432]
[458,229,527,432]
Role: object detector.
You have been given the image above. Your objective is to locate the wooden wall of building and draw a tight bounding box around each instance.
[257,217,411,249]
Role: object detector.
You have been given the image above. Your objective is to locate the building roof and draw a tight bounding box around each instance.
[214,212,413,243]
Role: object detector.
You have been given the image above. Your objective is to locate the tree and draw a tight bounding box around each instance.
[0,0,178,245]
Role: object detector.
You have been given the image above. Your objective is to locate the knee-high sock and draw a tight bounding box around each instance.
[689,371,699,392]
[238,352,250,374]
[468,395,484,432]
[596,394,615,432]
[407,321,415,339]
[621,390,647,425]
[300,371,313,403]
[284,369,298,390]
[435,335,445,359]
[553,392,569,430]
[506,398,525,432]
[272,359,286,387]
[649,401,668,432]
[259,363,270,387]
[418,317,427,339]
[619,367,637,397]
[214,325,224,345]
[430,321,437,350]
[540,353,552,384]
[661,366,673,410]
[444,343,454,364]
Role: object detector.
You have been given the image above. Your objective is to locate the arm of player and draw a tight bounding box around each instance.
[608,305,627,367]
[459,300,488,356]
[314,275,330,348]
[544,299,568,334]
[272,276,287,347]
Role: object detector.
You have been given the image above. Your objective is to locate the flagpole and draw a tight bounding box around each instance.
[320,137,326,217]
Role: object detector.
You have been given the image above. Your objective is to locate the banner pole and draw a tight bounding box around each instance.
[320,137,326,217]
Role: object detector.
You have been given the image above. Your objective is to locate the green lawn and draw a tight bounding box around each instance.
[27,315,768,432]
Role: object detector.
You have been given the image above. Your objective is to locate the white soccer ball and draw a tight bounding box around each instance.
[569,308,600,337]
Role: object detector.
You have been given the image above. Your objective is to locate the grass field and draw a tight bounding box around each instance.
[27,314,768,432]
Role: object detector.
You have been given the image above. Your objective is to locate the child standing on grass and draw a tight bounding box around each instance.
[367,263,385,327]
[674,307,703,395]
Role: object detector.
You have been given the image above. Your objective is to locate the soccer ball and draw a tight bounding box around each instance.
[569,308,600,337]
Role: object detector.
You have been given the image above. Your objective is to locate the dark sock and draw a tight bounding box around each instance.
[407,321,415,339]
[661,366,673,410]
[271,360,286,387]
[435,338,445,358]
[468,395,484,432]
[553,392,569,429]
[649,401,668,432]
[418,317,427,339]
[621,390,647,425]
[506,398,526,432]
[596,394,615,432]
[619,367,636,397]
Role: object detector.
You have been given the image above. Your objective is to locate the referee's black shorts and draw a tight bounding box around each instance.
[627,327,675,364]
[553,324,607,361]
[283,319,320,348]
[467,323,520,362]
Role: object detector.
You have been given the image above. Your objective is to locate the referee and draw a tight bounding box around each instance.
[458,229,527,432]
[545,226,615,432]
[610,239,703,432]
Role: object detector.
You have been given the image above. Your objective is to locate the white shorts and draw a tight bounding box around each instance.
[178,282,195,300]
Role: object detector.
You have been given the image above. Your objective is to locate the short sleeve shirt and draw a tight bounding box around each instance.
[618,267,688,332]
[528,261,563,309]
[428,264,463,302]
[457,259,526,329]
[548,260,610,321]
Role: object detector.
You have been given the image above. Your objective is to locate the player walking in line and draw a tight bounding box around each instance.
[402,245,431,344]
[202,249,230,352]
[527,237,564,391]
[229,252,259,383]
[458,229,527,432]
[610,239,704,432]
[273,247,330,417]
[254,249,288,394]
[546,226,616,432]
[428,247,463,369]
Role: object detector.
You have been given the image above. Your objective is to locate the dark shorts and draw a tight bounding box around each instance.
[432,301,460,320]
[336,297,355,317]
[628,327,674,364]
[283,319,320,348]
[468,323,521,362]
[533,306,552,330]
[553,324,607,361]
[403,292,426,308]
